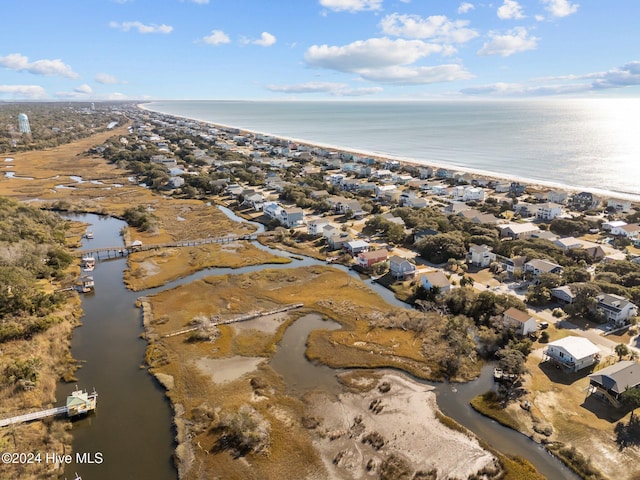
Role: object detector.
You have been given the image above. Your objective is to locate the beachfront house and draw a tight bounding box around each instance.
[607,199,632,213]
[543,336,600,372]
[588,361,640,408]
[502,307,538,336]
[595,293,638,327]
[389,255,416,280]
[535,202,564,220]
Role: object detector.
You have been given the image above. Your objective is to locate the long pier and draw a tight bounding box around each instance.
[163,303,304,338]
[0,389,97,427]
[78,233,259,259]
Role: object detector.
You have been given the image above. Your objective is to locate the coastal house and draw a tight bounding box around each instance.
[618,224,640,239]
[421,271,452,294]
[547,190,568,204]
[263,202,282,219]
[389,255,416,280]
[535,202,564,220]
[524,259,563,277]
[345,240,370,255]
[467,244,496,268]
[551,285,577,304]
[462,187,486,202]
[279,207,305,228]
[503,308,538,336]
[571,192,600,210]
[307,219,333,236]
[607,199,632,213]
[499,223,540,240]
[595,293,638,326]
[602,220,628,232]
[356,249,389,269]
[543,336,600,372]
[327,232,353,250]
[588,361,640,407]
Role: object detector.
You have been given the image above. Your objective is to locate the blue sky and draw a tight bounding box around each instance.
[1,0,639,100]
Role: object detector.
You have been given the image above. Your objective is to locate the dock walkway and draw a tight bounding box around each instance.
[77,233,261,259]
[0,389,97,428]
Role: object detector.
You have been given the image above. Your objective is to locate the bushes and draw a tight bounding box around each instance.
[122,205,159,233]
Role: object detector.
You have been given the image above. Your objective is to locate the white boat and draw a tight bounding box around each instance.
[81,255,96,272]
[84,230,94,239]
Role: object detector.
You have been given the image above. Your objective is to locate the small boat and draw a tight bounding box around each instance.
[84,230,94,239]
[79,275,95,293]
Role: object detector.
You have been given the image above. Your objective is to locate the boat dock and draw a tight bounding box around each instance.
[0,389,97,427]
[76,233,260,260]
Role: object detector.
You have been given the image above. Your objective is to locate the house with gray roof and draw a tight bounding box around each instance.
[596,293,638,326]
[389,255,416,280]
[588,361,640,407]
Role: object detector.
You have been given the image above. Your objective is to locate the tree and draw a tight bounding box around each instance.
[615,343,630,360]
[496,348,527,377]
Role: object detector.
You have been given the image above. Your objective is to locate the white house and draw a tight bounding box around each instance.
[463,187,486,202]
[607,199,632,213]
[602,220,627,232]
[467,244,496,268]
[535,202,564,220]
[263,202,282,219]
[596,293,638,326]
[279,207,305,228]
[307,219,333,237]
[544,336,601,372]
[503,307,538,336]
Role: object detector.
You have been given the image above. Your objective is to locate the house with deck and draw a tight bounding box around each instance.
[499,223,540,240]
[543,336,600,372]
[389,255,416,280]
[524,259,563,277]
[596,293,638,326]
[588,361,640,407]
[357,249,389,269]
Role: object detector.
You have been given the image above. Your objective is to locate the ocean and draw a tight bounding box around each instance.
[143,99,640,201]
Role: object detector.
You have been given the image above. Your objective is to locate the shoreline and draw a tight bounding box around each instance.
[138,102,640,203]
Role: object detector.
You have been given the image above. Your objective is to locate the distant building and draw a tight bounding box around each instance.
[18,113,31,134]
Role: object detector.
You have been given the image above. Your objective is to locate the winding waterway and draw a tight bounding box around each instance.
[59,208,578,480]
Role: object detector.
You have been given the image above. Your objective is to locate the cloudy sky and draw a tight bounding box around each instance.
[1,0,639,100]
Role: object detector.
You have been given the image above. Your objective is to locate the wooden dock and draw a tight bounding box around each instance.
[77,233,260,260]
[0,389,97,427]
[163,303,304,338]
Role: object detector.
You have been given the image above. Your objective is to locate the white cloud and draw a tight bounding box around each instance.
[201,30,231,45]
[109,21,173,34]
[0,85,47,99]
[74,84,93,94]
[477,27,538,56]
[458,2,475,14]
[319,0,383,13]
[253,32,277,47]
[95,73,122,84]
[305,38,447,72]
[305,38,472,86]
[461,61,640,97]
[0,53,79,78]
[265,81,382,96]
[542,0,579,18]
[497,0,525,20]
[379,13,478,44]
[357,64,474,84]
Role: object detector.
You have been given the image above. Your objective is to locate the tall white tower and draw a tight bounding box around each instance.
[18,113,31,134]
